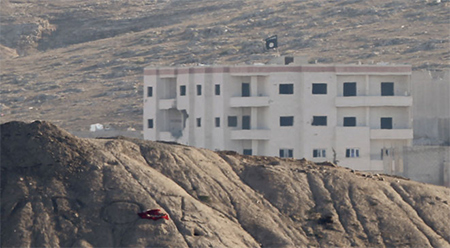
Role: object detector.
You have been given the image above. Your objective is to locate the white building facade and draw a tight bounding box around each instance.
[143,57,413,172]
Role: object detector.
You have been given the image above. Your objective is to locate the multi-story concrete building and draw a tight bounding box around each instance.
[143,57,413,172]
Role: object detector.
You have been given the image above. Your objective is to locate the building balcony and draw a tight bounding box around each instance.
[230,129,270,140]
[335,96,412,107]
[336,126,370,133]
[159,99,176,109]
[370,129,413,140]
[229,96,270,108]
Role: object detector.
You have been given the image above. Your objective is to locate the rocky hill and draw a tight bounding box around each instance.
[0,0,449,131]
[1,121,450,247]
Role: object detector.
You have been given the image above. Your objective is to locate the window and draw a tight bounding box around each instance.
[343,117,356,127]
[197,85,202,95]
[312,83,327,94]
[242,116,251,130]
[180,85,186,96]
[313,149,326,158]
[280,116,294,126]
[147,87,153,97]
[215,84,220,95]
[279,84,294,94]
[243,149,252,155]
[381,82,394,96]
[279,149,293,158]
[242,83,250,97]
[196,118,201,127]
[147,119,154,129]
[285,56,294,65]
[228,116,237,127]
[343,82,357,97]
[346,148,360,158]
[381,117,393,129]
[215,117,220,127]
[312,116,327,126]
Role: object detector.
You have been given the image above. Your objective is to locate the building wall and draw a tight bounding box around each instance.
[267,72,303,158]
[400,146,450,186]
[369,107,411,129]
[302,72,337,162]
[336,75,367,97]
[336,107,367,126]
[143,74,157,140]
[335,126,371,170]
[412,70,450,145]
[212,73,225,151]
[367,75,409,96]
[143,62,413,173]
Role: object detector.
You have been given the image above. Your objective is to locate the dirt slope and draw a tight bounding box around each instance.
[1,121,449,247]
[0,0,449,131]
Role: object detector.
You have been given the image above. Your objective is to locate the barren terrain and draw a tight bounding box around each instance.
[0,0,449,131]
[1,121,450,247]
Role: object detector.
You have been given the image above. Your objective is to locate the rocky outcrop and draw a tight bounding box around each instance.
[0,44,18,60]
[0,18,56,56]
[2,121,450,247]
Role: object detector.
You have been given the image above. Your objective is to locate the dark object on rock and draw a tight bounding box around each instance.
[316,161,338,167]
[138,209,169,220]
[198,195,211,202]
[269,161,280,165]
[221,150,238,155]
[318,214,334,225]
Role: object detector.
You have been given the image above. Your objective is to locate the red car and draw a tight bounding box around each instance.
[138,209,169,220]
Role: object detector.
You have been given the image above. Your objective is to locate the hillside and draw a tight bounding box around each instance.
[0,0,449,131]
[1,121,450,247]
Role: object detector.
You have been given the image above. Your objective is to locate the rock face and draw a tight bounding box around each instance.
[1,121,450,247]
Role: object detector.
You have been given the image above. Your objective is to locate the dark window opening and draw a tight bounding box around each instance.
[242,116,251,130]
[313,149,326,158]
[197,85,202,96]
[196,118,201,127]
[279,84,294,94]
[312,83,327,94]
[243,149,252,155]
[242,83,250,97]
[215,117,220,127]
[280,116,294,126]
[279,149,293,158]
[346,148,360,158]
[381,82,394,96]
[147,87,153,97]
[312,116,327,126]
[285,57,294,65]
[148,119,154,129]
[343,82,357,96]
[343,117,356,127]
[381,117,392,129]
[228,116,237,127]
[180,85,186,96]
[215,84,220,95]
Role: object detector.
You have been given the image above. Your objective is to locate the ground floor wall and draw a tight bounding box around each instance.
[412,70,450,146]
[394,146,450,187]
[413,118,450,146]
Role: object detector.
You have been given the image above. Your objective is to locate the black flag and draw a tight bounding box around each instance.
[265,35,278,50]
